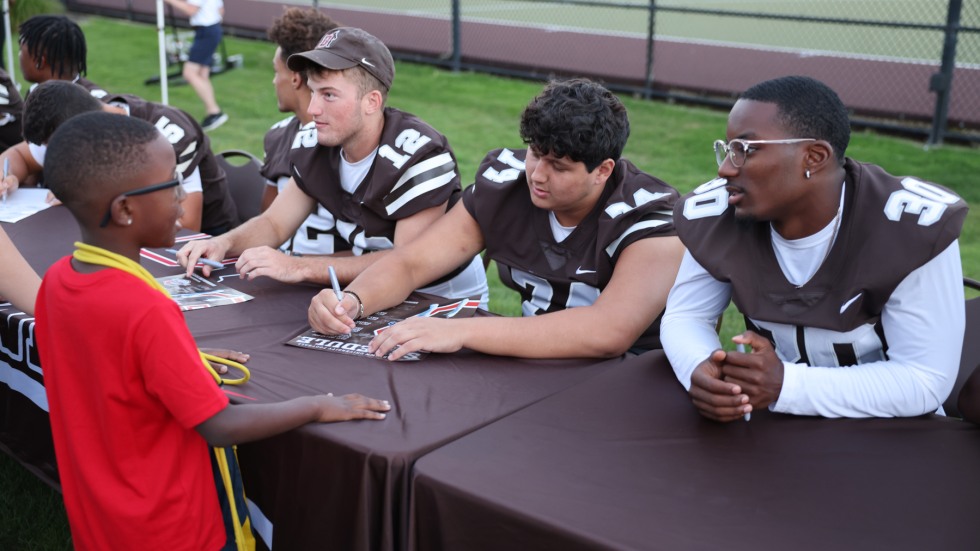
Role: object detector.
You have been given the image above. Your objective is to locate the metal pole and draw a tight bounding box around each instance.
[156,0,169,105]
[451,0,461,72]
[643,0,656,99]
[2,0,14,85]
[927,0,962,146]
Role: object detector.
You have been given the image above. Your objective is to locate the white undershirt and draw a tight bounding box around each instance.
[661,213,964,418]
[771,183,845,287]
[548,211,575,243]
[339,148,377,194]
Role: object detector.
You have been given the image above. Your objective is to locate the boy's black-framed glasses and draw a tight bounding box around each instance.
[98,174,183,228]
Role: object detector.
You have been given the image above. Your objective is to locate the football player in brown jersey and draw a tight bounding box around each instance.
[177,27,488,303]
[308,78,685,360]
[663,76,966,422]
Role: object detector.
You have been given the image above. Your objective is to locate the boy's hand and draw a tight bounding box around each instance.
[315,393,390,422]
[200,347,250,375]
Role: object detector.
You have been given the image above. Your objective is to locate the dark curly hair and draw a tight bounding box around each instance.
[740,75,850,164]
[19,15,87,80]
[23,81,102,144]
[268,8,342,68]
[46,112,162,217]
[519,78,630,172]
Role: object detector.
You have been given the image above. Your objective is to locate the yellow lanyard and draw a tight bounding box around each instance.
[72,242,250,386]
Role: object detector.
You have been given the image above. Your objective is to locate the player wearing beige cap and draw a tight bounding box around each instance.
[177,27,488,305]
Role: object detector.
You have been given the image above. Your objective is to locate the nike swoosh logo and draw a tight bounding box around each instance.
[840,292,862,314]
[361,58,376,68]
[575,267,596,275]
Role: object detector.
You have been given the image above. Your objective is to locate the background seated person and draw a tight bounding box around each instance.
[19,15,109,98]
[0,81,239,235]
[661,75,967,422]
[309,78,684,360]
[261,7,341,254]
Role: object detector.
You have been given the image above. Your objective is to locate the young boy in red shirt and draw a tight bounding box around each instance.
[34,112,391,550]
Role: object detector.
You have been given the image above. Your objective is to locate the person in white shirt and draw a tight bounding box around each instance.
[662,75,967,422]
[164,0,228,130]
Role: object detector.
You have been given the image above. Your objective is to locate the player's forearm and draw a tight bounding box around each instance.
[222,214,291,257]
[342,246,460,314]
[661,317,724,389]
[453,308,640,359]
[2,143,41,188]
[661,251,733,388]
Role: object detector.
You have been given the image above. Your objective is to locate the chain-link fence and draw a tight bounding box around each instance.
[69,0,980,144]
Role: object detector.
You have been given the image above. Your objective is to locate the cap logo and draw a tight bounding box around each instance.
[317,30,340,49]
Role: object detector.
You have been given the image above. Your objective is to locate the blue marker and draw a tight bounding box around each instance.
[2,157,8,204]
[736,343,751,422]
[328,266,343,302]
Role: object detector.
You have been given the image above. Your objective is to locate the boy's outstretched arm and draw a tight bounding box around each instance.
[196,394,390,448]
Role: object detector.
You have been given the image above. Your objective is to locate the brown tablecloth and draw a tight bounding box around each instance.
[0,206,620,550]
[411,351,980,551]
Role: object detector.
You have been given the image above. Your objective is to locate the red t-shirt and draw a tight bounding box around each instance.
[35,257,230,551]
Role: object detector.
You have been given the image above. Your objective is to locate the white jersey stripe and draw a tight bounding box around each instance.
[391,152,454,192]
[605,220,669,257]
[386,171,457,215]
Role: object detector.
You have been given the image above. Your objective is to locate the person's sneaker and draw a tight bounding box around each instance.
[201,111,228,131]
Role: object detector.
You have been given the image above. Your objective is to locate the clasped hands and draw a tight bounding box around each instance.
[689,331,784,422]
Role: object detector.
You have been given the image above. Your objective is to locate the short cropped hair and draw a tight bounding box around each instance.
[740,75,850,164]
[19,15,88,79]
[46,112,162,214]
[23,80,102,144]
[519,78,630,172]
[268,8,341,65]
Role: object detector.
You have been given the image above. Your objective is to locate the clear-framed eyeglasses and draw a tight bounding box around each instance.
[713,138,816,168]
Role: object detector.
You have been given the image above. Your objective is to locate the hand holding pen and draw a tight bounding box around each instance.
[167,248,225,270]
[308,266,361,335]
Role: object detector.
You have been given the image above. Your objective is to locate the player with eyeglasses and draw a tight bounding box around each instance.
[662,75,967,422]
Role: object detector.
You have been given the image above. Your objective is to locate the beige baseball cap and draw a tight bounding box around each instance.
[287,27,395,90]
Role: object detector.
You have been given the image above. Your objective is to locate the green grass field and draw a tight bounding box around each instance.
[1,13,979,548]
